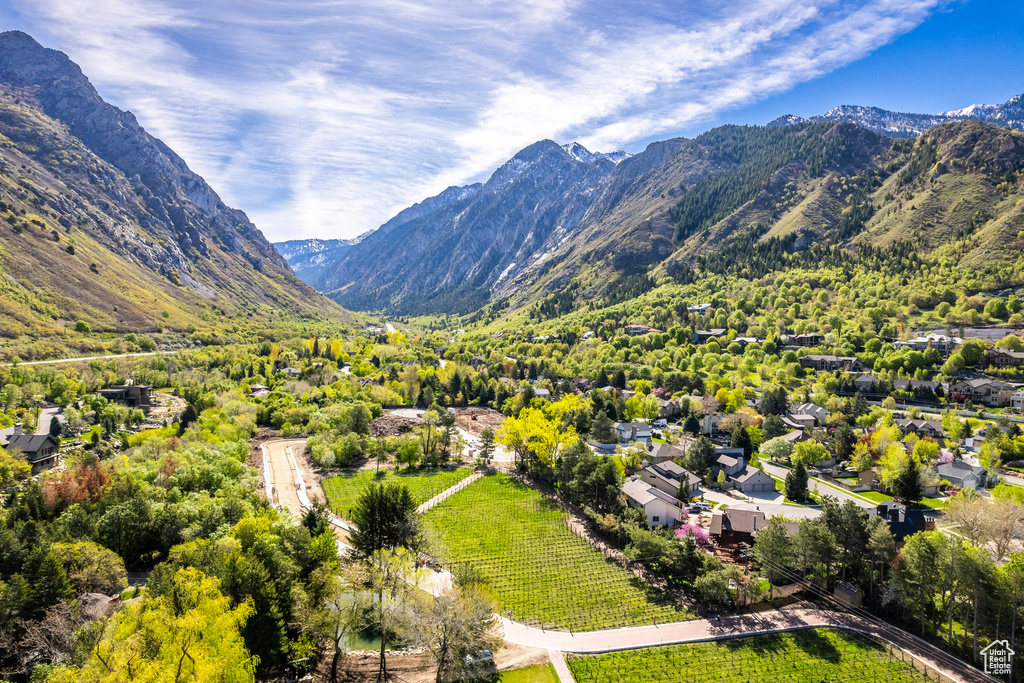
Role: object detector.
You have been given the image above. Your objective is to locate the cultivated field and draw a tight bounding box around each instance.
[323,467,472,517]
[421,473,691,631]
[567,628,934,683]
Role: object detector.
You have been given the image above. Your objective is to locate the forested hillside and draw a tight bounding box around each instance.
[298,119,1024,320]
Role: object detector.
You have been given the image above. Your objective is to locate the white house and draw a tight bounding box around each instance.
[1012,390,1024,409]
[614,422,652,444]
[622,478,685,527]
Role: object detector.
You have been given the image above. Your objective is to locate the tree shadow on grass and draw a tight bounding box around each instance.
[721,631,787,656]
[791,628,842,664]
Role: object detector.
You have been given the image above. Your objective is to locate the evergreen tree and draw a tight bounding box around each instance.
[613,369,627,389]
[683,414,701,435]
[892,460,923,504]
[785,461,809,502]
[349,482,419,557]
[596,368,610,388]
[730,426,753,458]
[479,429,495,461]
[685,437,716,478]
[591,410,616,443]
[762,414,786,440]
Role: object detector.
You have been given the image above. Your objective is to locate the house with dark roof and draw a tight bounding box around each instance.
[693,329,727,344]
[894,419,943,440]
[870,502,928,543]
[97,383,152,409]
[4,432,58,474]
[640,461,701,499]
[709,508,798,546]
[792,332,824,347]
[986,348,1024,368]
[792,402,830,426]
[799,355,864,372]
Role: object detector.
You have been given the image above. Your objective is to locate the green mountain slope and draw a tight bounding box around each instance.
[0,31,343,339]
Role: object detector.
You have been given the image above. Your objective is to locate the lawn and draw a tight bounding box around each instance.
[422,473,691,631]
[917,496,947,510]
[322,467,472,517]
[490,664,560,683]
[567,628,934,683]
[859,490,894,504]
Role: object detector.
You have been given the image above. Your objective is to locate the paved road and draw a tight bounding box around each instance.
[0,351,169,366]
[499,609,995,683]
[762,462,875,510]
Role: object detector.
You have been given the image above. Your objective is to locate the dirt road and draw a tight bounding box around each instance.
[261,439,313,516]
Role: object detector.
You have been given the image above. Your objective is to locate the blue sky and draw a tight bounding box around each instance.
[1,0,1021,241]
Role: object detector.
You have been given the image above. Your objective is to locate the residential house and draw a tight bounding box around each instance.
[791,332,825,347]
[987,348,1024,368]
[625,324,660,337]
[893,419,943,440]
[1012,390,1024,409]
[693,328,726,344]
[278,367,301,377]
[895,334,961,354]
[468,355,486,369]
[792,403,830,426]
[937,460,987,490]
[97,383,152,409]
[853,374,879,392]
[785,413,817,431]
[656,397,682,420]
[687,303,712,313]
[712,447,746,478]
[3,429,58,474]
[781,429,809,445]
[708,508,798,546]
[799,355,864,372]
[893,379,941,393]
[646,442,687,465]
[622,478,685,527]
[949,378,1016,407]
[731,466,776,494]
[614,422,652,445]
[733,336,763,347]
[870,502,929,543]
[640,461,702,499]
[701,413,729,436]
[572,377,595,392]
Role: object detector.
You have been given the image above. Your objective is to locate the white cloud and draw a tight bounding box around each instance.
[3,0,947,240]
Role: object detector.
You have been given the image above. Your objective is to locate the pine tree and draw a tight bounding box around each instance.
[785,461,809,502]
[591,410,616,443]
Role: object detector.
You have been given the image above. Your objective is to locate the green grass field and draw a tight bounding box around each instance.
[322,467,472,517]
[567,628,934,683]
[490,663,560,683]
[421,473,691,632]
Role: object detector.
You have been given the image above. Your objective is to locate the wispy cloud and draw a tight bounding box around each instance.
[0,0,947,240]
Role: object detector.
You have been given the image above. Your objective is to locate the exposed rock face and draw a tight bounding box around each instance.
[0,31,337,333]
[314,140,618,314]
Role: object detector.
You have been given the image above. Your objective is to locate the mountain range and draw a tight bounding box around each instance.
[279,94,1024,316]
[0,30,340,338]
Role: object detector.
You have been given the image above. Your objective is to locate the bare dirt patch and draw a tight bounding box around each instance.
[453,407,504,437]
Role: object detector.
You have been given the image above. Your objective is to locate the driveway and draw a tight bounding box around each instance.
[761,462,875,510]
